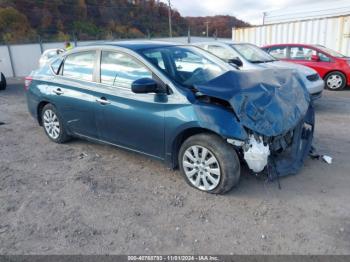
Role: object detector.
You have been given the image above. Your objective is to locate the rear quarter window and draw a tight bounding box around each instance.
[50,58,63,75]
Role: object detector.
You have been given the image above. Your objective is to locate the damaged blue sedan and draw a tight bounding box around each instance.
[26,41,314,194]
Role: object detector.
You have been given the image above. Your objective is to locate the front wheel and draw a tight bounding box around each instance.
[41,104,70,143]
[178,133,241,194]
[325,71,346,90]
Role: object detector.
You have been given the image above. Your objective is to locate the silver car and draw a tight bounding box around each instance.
[39,48,65,68]
[194,41,324,99]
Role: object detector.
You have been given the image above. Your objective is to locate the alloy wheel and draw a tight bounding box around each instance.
[43,109,60,139]
[182,145,221,191]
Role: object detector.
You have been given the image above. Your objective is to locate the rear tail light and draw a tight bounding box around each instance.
[24,76,33,90]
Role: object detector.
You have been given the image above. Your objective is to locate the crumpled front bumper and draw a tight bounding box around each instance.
[238,104,315,178]
[268,104,315,178]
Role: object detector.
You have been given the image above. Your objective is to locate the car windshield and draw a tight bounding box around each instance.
[231,44,276,63]
[314,45,345,58]
[139,46,230,88]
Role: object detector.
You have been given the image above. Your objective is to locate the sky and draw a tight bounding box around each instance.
[160,0,334,25]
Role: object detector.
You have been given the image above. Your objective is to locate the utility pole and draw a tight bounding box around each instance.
[262,12,266,25]
[204,21,209,37]
[168,0,172,37]
[187,26,191,43]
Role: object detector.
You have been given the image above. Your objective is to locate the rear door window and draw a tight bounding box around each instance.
[100,51,152,88]
[63,51,96,81]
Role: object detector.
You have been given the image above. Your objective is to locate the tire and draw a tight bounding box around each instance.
[0,73,6,90]
[41,104,70,143]
[178,133,240,194]
[324,71,346,90]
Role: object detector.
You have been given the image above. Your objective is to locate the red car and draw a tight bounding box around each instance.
[262,44,350,90]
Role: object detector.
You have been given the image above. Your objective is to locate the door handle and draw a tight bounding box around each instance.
[53,88,64,95]
[96,97,111,105]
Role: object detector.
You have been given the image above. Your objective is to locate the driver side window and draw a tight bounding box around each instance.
[100,51,152,88]
[207,45,237,60]
[269,46,288,59]
[318,52,331,62]
[290,47,316,60]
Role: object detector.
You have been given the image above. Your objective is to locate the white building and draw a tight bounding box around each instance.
[263,0,350,25]
[232,0,350,55]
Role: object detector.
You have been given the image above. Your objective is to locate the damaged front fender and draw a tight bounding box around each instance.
[164,102,248,167]
[194,69,310,137]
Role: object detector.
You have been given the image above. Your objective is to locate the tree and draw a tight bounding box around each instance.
[0,0,250,43]
[0,7,36,43]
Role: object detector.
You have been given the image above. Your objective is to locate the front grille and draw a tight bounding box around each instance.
[270,129,294,152]
[248,129,294,153]
[306,73,320,82]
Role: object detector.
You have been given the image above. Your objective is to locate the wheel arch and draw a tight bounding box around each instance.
[324,70,347,81]
[169,127,223,169]
[37,101,51,126]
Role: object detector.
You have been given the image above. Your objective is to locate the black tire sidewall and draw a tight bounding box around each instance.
[325,72,346,90]
[178,133,240,194]
[41,104,69,143]
[0,73,6,90]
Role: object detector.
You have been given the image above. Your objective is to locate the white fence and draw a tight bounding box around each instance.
[232,15,350,56]
[0,36,229,78]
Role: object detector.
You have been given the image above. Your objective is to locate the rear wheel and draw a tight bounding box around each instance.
[325,71,346,90]
[178,133,240,194]
[41,104,70,143]
[0,73,6,90]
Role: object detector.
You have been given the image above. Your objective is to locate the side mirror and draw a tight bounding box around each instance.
[131,78,160,94]
[311,55,320,62]
[227,57,243,67]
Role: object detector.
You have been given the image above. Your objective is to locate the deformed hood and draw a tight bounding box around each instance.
[259,60,317,76]
[194,69,310,137]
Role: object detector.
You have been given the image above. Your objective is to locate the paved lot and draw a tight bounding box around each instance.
[0,80,350,255]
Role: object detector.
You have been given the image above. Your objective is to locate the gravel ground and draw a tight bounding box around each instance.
[0,79,350,255]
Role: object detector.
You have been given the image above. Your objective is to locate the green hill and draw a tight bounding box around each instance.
[0,0,249,44]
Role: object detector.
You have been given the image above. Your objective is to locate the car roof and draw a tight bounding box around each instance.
[193,41,251,46]
[263,43,318,48]
[92,40,178,51]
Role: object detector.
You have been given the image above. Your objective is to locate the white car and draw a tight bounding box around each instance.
[0,72,6,90]
[39,49,64,68]
[194,41,324,100]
